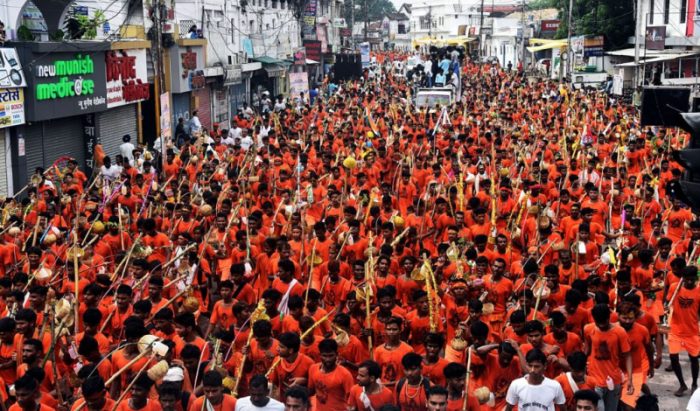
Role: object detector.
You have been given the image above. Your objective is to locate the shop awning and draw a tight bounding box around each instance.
[253,56,286,65]
[615,51,700,67]
[264,65,286,77]
[526,39,568,53]
[412,36,476,47]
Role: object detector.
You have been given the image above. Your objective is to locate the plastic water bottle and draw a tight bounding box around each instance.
[606,376,615,391]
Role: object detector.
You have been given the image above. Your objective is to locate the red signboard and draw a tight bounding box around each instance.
[540,20,560,32]
[303,40,323,61]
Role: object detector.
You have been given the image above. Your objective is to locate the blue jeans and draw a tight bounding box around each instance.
[595,385,621,411]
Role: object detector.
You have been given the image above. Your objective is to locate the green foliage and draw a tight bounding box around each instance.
[554,0,635,49]
[528,0,557,10]
[17,25,35,41]
[343,0,396,25]
[50,29,65,41]
[64,9,106,40]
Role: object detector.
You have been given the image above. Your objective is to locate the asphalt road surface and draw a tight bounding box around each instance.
[648,352,692,411]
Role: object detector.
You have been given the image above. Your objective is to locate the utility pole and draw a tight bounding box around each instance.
[479,0,484,63]
[521,0,526,68]
[351,0,355,48]
[566,0,574,81]
[633,0,643,86]
[428,5,432,38]
[364,0,368,43]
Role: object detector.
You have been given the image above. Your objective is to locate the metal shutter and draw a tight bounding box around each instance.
[171,92,191,134]
[24,123,45,177]
[41,118,84,171]
[25,118,84,178]
[97,105,138,160]
[0,131,8,196]
[193,87,212,131]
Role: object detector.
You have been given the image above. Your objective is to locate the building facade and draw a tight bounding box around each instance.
[0,0,343,193]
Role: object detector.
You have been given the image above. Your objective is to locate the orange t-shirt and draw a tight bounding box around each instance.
[583,324,631,387]
[555,373,595,408]
[374,342,414,386]
[422,358,449,387]
[115,399,162,411]
[210,300,235,330]
[394,378,429,411]
[187,394,237,411]
[668,284,700,337]
[0,341,16,384]
[347,384,394,411]
[622,322,650,373]
[308,364,354,411]
[447,394,481,411]
[268,353,315,398]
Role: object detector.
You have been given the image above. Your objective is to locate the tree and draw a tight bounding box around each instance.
[343,0,396,26]
[554,0,635,50]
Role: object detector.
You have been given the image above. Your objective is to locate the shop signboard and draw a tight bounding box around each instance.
[0,88,25,128]
[25,51,107,121]
[289,72,309,100]
[170,46,206,93]
[106,49,150,108]
[160,92,172,139]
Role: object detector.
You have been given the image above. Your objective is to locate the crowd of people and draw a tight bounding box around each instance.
[0,48,697,411]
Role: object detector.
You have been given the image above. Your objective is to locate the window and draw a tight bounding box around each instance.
[398,23,406,34]
[272,0,277,7]
[649,0,654,24]
[663,0,669,24]
[681,0,687,23]
[420,16,431,30]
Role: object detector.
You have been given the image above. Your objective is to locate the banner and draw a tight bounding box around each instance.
[303,40,322,62]
[645,26,666,51]
[294,48,306,65]
[289,72,309,101]
[106,49,149,108]
[302,0,317,38]
[160,92,172,139]
[360,42,371,68]
[583,36,604,57]
[0,88,24,128]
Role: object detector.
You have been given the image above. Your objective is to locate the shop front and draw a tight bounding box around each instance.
[13,42,110,184]
[101,45,150,160]
[169,43,207,134]
[0,47,27,196]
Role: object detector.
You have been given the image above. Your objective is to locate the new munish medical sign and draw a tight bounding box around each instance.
[35,54,96,100]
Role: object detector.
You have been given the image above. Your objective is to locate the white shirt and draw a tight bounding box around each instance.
[688,389,700,411]
[100,164,122,181]
[189,115,202,133]
[240,135,254,151]
[234,396,285,411]
[505,376,565,411]
[120,142,135,166]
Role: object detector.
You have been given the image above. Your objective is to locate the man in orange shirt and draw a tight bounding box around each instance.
[374,316,414,386]
[618,302,652,409]
[269,332,315,399]
[394,352,430,411]
[554,351,595,408]
[10,375,54,411]
[71,376,116,411]
[583,304,633,411]
[443,362,482,411]
[188,371,237,411]
[347,360,394,411]
[307,339,354,411]
[668,266,700,396]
